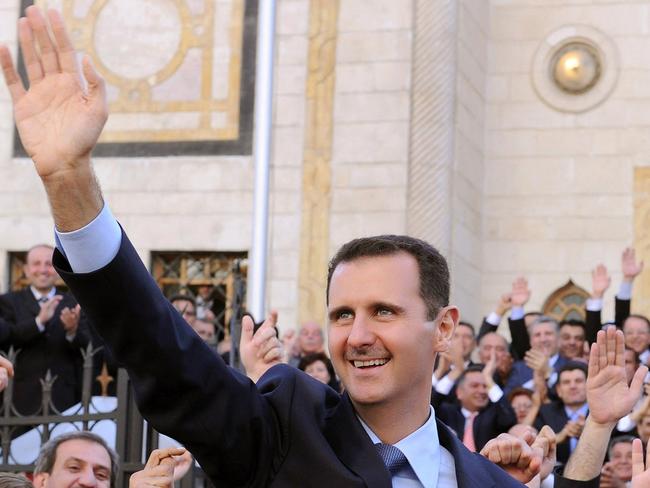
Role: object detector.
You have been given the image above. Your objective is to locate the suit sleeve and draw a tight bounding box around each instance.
[477,317,495,342]
[615,296,630,329]
[493,397,517,433]
[53,231,278,487]
[553,467,599,488]
[0,294,39,346]
[584,309,601,345]
[508,317,530,361]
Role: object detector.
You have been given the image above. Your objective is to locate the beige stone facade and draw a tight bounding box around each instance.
[0,0,649,332]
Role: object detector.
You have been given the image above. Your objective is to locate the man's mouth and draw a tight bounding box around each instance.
[351,358,390,368]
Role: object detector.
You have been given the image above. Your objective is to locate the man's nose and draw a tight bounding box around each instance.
[77,467,98,487]
[347,315,375,348]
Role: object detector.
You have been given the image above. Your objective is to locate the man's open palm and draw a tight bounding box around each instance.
[587,327,647,426]
[0,7,107,177]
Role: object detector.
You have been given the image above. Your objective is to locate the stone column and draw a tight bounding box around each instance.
[406,0,458,256]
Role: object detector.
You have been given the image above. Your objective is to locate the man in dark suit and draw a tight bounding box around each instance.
[0,7,600,487]
[0,244,90,415]
[534,362,589,465]
[437,365,516,452]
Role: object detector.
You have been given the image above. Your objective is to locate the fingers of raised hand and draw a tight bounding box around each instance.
[0,46,26,101]
[47,9,77,73]
[26,6,59,74]
[18,17,43,83]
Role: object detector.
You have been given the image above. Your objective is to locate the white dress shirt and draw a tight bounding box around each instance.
[359,406,457,488]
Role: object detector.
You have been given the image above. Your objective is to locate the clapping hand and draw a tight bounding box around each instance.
[240,311,283,383]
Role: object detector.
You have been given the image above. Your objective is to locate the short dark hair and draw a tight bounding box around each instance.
[34,431,119,488]
[326,235,449,320]
[608,435,635,459]
[456,364,485,388]
[559,319,586,330]
[0,473,33,488]
[557,361,588,382]
[298,352,340,392]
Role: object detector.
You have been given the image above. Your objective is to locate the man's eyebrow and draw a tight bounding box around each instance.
[328,306,352,320]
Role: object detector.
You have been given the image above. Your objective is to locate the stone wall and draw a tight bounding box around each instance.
[483,0,650,322]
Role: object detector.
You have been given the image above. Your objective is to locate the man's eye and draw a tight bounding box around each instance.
[95,471,109,481]
[338,311,353,320]
[377,308,392,316]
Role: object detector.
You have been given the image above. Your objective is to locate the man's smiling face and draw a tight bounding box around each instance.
[327,252,451,409]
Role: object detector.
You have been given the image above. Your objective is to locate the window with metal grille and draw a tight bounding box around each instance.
[150,251,248,342]
[542,280,589,322]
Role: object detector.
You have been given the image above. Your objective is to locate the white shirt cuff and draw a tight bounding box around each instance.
[486,312,501,326]
[431,372,439,387]
[55,204,122,273]
[585,298,603,311]
[435,375,455,395]
[510,307,525,321]
[488,384,503,402]
[617,281,633,300]
[35,318,45,332]
[617,414,636,432]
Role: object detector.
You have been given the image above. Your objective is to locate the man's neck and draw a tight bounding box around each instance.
[353,397,431,445]
[565,401,587,413]
[31,285,54,296]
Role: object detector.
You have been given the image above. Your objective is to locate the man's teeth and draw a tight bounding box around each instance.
[353,359,388,368]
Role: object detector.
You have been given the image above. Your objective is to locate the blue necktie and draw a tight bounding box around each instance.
[375,443,409,475]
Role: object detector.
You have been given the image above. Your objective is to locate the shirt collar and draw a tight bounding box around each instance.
[358,406,440,488]
[30,286,56,301]
[549,353,559,366]
[564,402,589,419]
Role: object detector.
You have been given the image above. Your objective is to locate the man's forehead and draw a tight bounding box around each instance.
[56,439,111,467]
[329,253,419,288]
[26,246,53,262]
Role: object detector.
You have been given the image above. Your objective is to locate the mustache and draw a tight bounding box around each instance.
[344,347,390,360]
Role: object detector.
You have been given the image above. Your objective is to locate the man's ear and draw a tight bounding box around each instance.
[433,306,459,353]
[33,473,48,488]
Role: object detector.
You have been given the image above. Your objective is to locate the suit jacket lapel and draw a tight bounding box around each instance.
[436,418,497,488]
[323,393,392,488]
[21,288,41,317]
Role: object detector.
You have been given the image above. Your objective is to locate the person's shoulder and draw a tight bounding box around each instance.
[257,364,342,408]
[0,289,26,304]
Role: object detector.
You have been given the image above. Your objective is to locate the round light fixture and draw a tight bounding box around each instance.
[531,25,619,113]
[551,42,601,94]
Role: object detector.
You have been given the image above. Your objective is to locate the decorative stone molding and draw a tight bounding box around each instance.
[407,0,457,256]
[297,0,339,325]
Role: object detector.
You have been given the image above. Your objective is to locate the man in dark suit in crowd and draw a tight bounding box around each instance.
[535,362,589,465]
[1,7,605,487]
[437,365,516,452]
[0,244,89,414]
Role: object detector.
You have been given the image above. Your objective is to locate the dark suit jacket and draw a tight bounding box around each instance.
[535,401,587,465]
[437,398,517,452]
[53,231,531,488]
[0,288,89,414]
[585,297,631,346]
